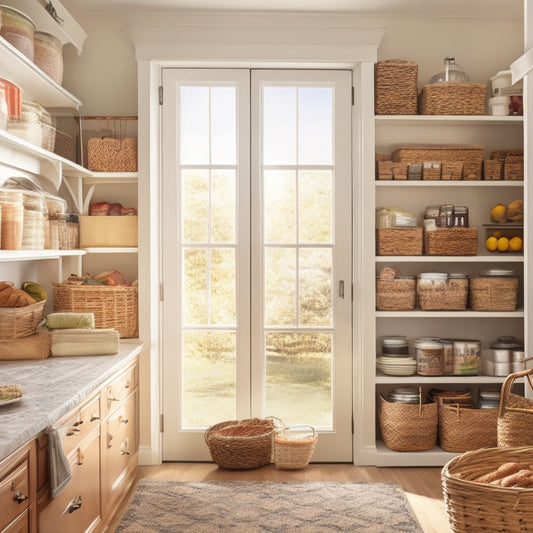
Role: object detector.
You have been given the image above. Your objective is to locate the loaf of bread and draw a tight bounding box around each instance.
[474,462,533,488]
[0,281,37,307]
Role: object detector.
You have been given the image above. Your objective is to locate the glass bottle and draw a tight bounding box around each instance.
[430,57,470,83]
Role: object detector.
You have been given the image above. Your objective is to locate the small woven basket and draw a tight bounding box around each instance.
[418,82,487,115]
[417,278,468,311]
[498,369,533,447]
[504,155,524,180]
[204,418,274,470]
[376,160,408,180]
[483,159,503,180]
[0,299,46,339]
[438,400,498,452]
[470,275,519,311]
[424,227,478,256]
[273,425,318,470]
[376,227,423,256]
[378,392,438,452]
[376,277,416,311]
[375,59,418,115]
[442,446,533,533]
[53,283,138,338]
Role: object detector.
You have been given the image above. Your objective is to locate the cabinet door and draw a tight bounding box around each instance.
[102,362,137,417]
[60,395,100,457]
[38,431,100,533]
[0,453,31,531]
[101,390,137,516]
[1,507,30,533]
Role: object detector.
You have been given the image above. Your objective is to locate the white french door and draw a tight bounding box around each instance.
[161,68,352,462]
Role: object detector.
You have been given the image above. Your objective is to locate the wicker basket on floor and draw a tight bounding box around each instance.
[424,227,478,256]
[418,82,487,115]
[442,446,533,533]
[273,425,318,470]
[204,418,275,470]
[498,369,533,447]
[375,59,418,115]
[0,299,46,339]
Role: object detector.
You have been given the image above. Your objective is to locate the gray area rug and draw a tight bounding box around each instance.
[115,480,423,532]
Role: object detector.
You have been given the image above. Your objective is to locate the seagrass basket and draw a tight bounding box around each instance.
[0,328,50,360]
[442,447,533,533]
[376,277,416,311]
[483,159,503,180]
[424,227,478,256]
[470,275,519,311]
[498,369,533,447]
[374,59,418,115]
[376,160,408,180]
[376,227,423,256]
[0,299,46,339]
[273,425,318,470]
[438,401,498,452]
[418,82,487,115]
[504,155,524,180]
[378,393,438,452]
[53,283,138,338]
[417,278,468,311]
[204,418,275,470]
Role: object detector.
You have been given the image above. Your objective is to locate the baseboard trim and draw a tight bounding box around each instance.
[138,444,161,466]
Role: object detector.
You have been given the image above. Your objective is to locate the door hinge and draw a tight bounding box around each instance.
[351,86,354,106]
[160,414,164,433]
[160,282,164,301]
[159,86,163,105]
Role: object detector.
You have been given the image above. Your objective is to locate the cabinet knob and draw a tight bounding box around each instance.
[12,490,28,504]
[62,495,82,515]
[119,416,129,424]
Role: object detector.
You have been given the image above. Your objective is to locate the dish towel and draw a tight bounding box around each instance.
[46,425,72,498]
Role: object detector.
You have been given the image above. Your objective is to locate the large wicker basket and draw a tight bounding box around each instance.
[470,275,519,311]
[418,82,487,115]
[0,299,46,339]
[442,447,533,533]
[376,227,423,256]
[53,283,138,338]
[204,418,274,470]
[375,59,418,115]
[498,369,533,447]
[417,278,468,311]
[424,227,478,256]
[376,277,416,311]
[378,393,438,452]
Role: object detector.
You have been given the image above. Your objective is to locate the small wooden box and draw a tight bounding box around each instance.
[79,216,138,247]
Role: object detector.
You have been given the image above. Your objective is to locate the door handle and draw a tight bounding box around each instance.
[339,280,344,299]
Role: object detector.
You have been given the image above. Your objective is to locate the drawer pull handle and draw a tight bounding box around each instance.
[62,495,82,515]
[107,433,114,449]
[90,415,100,422]
[73,420,84,427]
[119,416,129,424]
[12,490,27,504]
[120,438,130,456]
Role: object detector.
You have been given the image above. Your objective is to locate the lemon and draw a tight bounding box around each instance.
[485,236,498,251]
[509,236,523,252]
[490,203,507,223]
[497,237,509,252]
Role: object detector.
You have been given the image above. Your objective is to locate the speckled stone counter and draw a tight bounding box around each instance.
[0,340,142,462]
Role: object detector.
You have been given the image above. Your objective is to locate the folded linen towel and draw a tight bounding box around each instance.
[51,328,119,356]
[46,312,95,330]
[46,425,72,498]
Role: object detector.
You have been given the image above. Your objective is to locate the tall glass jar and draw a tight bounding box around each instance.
[430,57,470,83]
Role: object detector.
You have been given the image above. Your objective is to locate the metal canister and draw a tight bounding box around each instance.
[388,386,424,404]
[414,338,444,376]
[452,339,481,375]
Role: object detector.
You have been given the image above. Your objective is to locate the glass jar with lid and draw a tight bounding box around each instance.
[380,336,409,357]
[414,338,444,376]
[21,190,45,250]
[430,57,470,83]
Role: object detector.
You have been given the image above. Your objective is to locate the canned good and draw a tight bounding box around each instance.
[452,339,481,376]
[414,338,444,376]
[381,336,409,357]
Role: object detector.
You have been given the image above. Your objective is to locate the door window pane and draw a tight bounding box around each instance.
[264,248,296,326]
[264,170,296,244]
[211,87,236,165]
[183,248,208,324]
[211,170,236,243]
[183,170,209,243]
[299,248,332,326]
[210,248,236,325]
[299,170,333,243]
[180,86,209,164]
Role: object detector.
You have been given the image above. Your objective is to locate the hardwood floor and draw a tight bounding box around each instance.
[108,463,451,533]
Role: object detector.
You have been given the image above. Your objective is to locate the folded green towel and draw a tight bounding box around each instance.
[46,313,95,330]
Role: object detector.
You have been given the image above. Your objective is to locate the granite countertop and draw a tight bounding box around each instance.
[0,340,143,462]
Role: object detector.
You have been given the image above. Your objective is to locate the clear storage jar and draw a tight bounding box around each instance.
[34,31,64,85]
[7,100,42,147]
[452,339,481,376]
[0,5,35,61]
[21,190,45,250]
[414,338,444,376]
[42,193,67,249]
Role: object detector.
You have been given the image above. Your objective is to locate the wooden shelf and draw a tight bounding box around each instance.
[84,247,138,254]
[0,250,85,263]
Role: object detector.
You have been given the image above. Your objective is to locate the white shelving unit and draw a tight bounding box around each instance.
[360,113,525,467]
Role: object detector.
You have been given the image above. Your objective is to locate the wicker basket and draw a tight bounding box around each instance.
[417,278,468,311]
[376,160,408,180]
[498,369,533,447]
[273,425,318,470]
[442,447,533,533]
[441,161,464,180]
[376,277,416,311]
[0,328,50,360]
[483,159,503,180]
[470,275,519,311]
[0,299,46,339]
[378,393,438,452]
[375,59,418,115]
[504,155,524,180]
[376,227,423,256]
[204,418,274,470]
[424,227,478,256]
[438,401,498,452]
[418,82,487,115]
[53,284,138,338]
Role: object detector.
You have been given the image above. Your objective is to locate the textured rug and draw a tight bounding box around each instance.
[115,480,423,532]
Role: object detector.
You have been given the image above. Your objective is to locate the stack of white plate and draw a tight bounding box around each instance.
[376,356,417,376]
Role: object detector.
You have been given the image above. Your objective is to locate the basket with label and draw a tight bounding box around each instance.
[424,227,478,256]
[469,270,519,311]
[53,283,138,338]
[374,59,418,115]
[418,82,487,115]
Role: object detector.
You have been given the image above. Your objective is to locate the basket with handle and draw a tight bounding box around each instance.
[273,423,318,470]
[498,368,533,447]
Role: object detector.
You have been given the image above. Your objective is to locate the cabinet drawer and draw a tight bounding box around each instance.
[1,506,31,533]
[39,431,101,533]
[60,395,100,457]
[0,458,30,531]
[103,362,137,416]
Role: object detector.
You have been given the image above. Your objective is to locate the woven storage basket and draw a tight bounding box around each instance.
[442,446,533,533]
[483,159,503,180]
[498,369,533,447]
[273,425,318,470]
[504,155,524,180]
[0,299,46,339]
[470,275,519,311]
[375,59,418,115]
[424,227,478,256]
[418,82,487,115]
[438,401,498,452]
[376,227,423,256]
[378,393,438,452]
[376,277,416,311]
[376,160,407,180]
[441,161,464,180]
[0,328,50,360]
[417,278,468,311]
[204,418,274,470]
[53,284,138,338]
